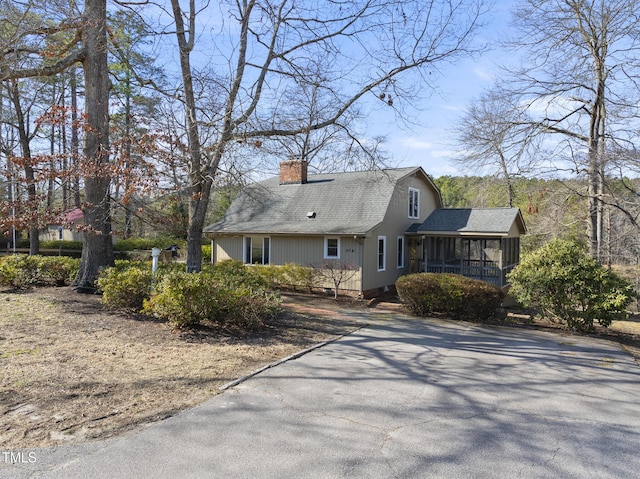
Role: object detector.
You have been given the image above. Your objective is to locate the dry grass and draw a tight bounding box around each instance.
[0,288,363,448]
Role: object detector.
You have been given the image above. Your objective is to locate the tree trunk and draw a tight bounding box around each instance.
[186,179,212,272]
[171,0,208,273]
[72,0,113,289]
[70,67,81,208]
[8,80,40,255]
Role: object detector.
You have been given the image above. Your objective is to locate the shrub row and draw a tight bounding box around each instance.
[98,260,280,329]
[252,263,316,292]
[396,273,505,321]
[14,239,84,250]
[0,255,80,288]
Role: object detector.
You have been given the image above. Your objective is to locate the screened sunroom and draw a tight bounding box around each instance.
[407,208,526,288]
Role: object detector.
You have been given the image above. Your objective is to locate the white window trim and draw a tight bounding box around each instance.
[324,237,340,259]
[244,236,271,265]
[409,187,420,219]
[377,236,386,272]
[397,236,405,269]
[263,237,271,265]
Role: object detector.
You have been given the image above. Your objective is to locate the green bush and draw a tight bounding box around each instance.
[143,269,280,329]
[396,273,505,321]
[39,240,84,250]
[114,236,185,252]
[279,263,316,292]
[508,239,638,331]
[0,255,80,288]
[144,272,220,328]
[206,260,269,289]
[202,244,212,261]
[0,255,43,288]
[97,265,154,311]
[36,256,80,286]
[252,263,316,292]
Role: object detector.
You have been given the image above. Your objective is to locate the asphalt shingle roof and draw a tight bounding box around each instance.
[415,208,525,235]
[205,167,421,236]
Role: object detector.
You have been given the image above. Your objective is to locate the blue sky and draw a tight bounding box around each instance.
[374,1,515,177]
[148,0,516,179]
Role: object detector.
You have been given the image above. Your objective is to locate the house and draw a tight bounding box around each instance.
[39,208,85,242]
[204,160,525,297]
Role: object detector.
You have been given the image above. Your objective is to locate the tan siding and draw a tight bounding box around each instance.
[271,236,323,266]
[361,174,439,292]
[273,236,363,294]
[214,234,363,294]
[214,236,243,262]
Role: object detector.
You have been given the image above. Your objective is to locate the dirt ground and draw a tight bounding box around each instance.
[2,287,639,450]
[0,287,365,449]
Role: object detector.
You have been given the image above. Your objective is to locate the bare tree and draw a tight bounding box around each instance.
[495,0,640,259]
[313,260,358,299]
[159,0,489,272]
[455,90,539,207]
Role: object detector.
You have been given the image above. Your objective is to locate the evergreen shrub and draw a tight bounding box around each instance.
[508,239,638,331]
[0,255,80,288]
[97,265,154,311]
[143,268,280,329]
[396,272,505,321]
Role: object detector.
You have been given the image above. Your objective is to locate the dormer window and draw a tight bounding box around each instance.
[408,187,420,219]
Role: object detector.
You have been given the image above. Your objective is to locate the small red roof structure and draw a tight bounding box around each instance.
[65,208,84,223]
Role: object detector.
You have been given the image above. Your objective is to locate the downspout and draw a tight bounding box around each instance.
[358,237,364,297]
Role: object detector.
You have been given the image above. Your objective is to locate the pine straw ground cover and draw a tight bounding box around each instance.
[0,287,364,448]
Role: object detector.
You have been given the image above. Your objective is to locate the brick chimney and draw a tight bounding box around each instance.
[279,159,308,185]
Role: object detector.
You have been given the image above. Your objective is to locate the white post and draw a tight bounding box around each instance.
[151,247,161,274]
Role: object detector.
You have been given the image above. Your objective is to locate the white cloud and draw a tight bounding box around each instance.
[472,65,495,82]
[399,137,433,150]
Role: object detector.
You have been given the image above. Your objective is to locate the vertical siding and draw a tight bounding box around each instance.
[271,236,362,293]
[214,236,243,262]
[214,234,363,294]
[361,174,439,292]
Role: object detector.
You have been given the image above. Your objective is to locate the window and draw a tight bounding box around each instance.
[378,236,386,271]
[408,188,420,219]
[324,237,340,259]
[244,236,270,265]
[397,236,405,268]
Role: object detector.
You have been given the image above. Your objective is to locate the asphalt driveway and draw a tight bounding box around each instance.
[4,313,640,478]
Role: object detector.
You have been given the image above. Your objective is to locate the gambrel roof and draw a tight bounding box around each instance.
[413,208,526,236]
[204,167,441,236]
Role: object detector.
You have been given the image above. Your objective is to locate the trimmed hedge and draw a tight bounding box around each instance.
[40,240,84,250]
[113,236,185,252]
[396,273,505,321]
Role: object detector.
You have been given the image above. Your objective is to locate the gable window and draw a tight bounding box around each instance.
[378,236,386,271]
[397,236,405,268]
[408,188,420,219]
[324,237,340,259]
[244,236,270,265]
